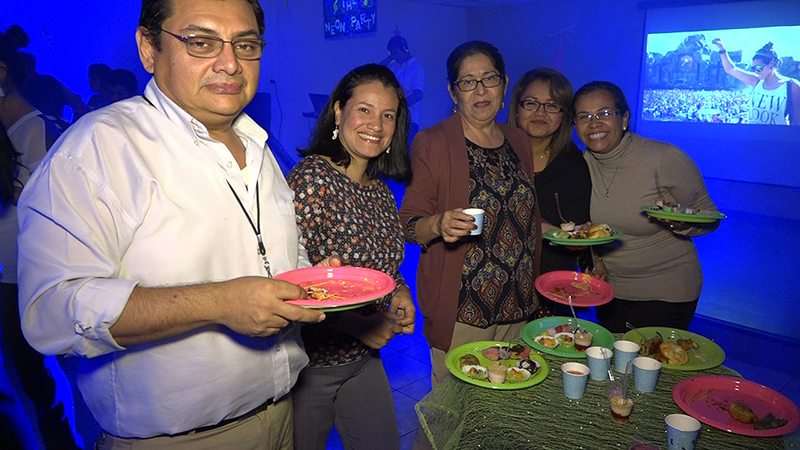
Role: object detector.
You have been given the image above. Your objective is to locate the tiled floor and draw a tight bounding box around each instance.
[8,243,800,448]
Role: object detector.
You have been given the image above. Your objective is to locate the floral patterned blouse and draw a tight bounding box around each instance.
[287,155,405,367]
[457,138,538,327]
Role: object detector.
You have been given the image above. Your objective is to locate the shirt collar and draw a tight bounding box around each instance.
[143,78,268,147]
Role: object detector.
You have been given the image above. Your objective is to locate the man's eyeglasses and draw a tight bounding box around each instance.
[160,29,266,60]
[751,64,765,73]
[574,109,621,124]
[453,74,503,92]
[519,100,563,114]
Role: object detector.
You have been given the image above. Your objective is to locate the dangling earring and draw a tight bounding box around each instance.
[501,101,505,109]
[452,104,458,114]
[332,125,339,140]
[385,146,391,154]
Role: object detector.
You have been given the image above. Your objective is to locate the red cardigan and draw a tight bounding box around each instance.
[399,114,541,352]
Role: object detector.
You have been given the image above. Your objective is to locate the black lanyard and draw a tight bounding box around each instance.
[226,181,272,277]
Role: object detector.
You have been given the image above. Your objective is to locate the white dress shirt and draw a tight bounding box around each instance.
[17,79,310,438]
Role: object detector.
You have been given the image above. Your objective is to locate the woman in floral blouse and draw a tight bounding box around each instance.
[287,64,414,450]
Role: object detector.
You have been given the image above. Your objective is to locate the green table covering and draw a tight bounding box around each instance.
[416,350,798,449]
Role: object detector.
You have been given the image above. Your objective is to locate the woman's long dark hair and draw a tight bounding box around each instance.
[507,68,575,162]
[300,63,411,183]
[0,122,21,207]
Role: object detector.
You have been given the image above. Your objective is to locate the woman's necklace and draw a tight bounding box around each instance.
[536,149,550,160]
[595,156,621,198]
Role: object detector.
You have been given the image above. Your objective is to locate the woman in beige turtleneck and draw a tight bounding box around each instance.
[573,81,721,333]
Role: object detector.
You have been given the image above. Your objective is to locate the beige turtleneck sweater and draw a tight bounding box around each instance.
[584,133,719,303]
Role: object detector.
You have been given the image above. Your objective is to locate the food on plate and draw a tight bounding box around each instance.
[555,332,575,348]
[687,388,714,404]
[546,274,600,302]
[487,363,508,384]
[729,401,759,424]
[508,344,531,359]
[552,222,613,240]
[754,413,788,430]
[653,199,700,215]
[459,354,480,368]
[657,342,688,365]
[534,335,559,349]
[677,337,699,351]
[516,358,541,375]
[306,286,329,300]
[588,223,612,239]
[481,346,500,361]
[640,332,664,357]
[505,367,532,383]
[461,364,488,381]
[574,330,594,352]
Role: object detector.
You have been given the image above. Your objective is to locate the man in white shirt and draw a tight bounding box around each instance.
[16,0,331,448]
[380,35,425,137]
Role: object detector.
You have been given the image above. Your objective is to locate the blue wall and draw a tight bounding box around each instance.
[3,0,798,341]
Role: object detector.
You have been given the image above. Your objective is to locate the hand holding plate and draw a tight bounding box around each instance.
[218,276,326,337]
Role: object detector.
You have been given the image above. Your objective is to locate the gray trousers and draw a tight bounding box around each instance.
[292,351,400,450]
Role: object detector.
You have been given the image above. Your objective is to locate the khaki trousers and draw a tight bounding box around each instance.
[95,395,293,450]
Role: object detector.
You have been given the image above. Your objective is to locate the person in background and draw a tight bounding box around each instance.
[87,63,112,110]
[0,121,38,450]
[16,0,336,447]
[399,41,539,387]
[507,68,604,317]
[0,27,82,450]
[287,63,414,450]
[713,39,800,125]
[105,68,139,103]
[574,81,720,333]
[22,74,72,133]
[380,35,424,138]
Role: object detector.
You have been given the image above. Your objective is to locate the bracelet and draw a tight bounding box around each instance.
[719,50,727,54]
[406,216,428,251]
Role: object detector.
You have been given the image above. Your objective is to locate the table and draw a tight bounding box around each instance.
[416,351,796,449]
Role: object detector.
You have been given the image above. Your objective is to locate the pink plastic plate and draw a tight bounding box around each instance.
[534,271,615,307]
[274,266,396,311]
[672,375,800,437]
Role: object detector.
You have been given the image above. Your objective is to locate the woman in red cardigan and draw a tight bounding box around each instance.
[399,41,541,386]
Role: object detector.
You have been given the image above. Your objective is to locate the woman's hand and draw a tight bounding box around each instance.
[339,312,403,350]
[592,256,608,281]
[439,208,479,242]
[387,286,415,335]
[711,38,726,52]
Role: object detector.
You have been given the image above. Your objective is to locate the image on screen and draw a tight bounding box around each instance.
[641,26,800,126]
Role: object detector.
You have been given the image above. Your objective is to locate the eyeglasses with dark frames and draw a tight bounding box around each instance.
[751,64,765,73]
[160,29,266,60]
[519,100,563,114]
[574,109,621,124]
[453,74,503,92]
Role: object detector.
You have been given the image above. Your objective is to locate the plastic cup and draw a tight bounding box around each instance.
[462,208,485,235]
[561,362,590,399]
[666,414,701,450]
[586,346,613,381]
[614,340,640,373]
[609,394,634,423]
[633,356,662,392]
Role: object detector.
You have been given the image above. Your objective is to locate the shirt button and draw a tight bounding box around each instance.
[226,162,233,168]
[194,140,199,146]
[276,344,282,352]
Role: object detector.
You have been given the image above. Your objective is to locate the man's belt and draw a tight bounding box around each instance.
[173,397,275,436]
